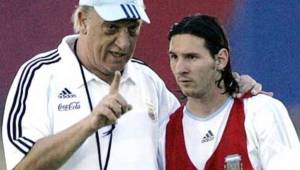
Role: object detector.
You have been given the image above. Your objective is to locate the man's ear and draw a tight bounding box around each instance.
[78,11,88,35]
[215,48,229,70]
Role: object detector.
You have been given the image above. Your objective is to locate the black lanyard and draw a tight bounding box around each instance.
[74,39,114,170]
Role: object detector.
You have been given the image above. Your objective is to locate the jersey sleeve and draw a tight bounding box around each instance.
[244,94,300,169]
[156,80,180,126]
[157,117,169,170]
[137,62,180,125]
[2,54,56,169]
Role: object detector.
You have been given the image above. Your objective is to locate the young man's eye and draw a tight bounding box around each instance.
[186,54,197,60]
[169,53,177,60]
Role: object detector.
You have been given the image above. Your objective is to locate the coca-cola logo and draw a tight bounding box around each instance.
[58,102,81,111]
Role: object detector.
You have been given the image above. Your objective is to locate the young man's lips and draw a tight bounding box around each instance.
[177,79,192,83]
[177,77,191,81]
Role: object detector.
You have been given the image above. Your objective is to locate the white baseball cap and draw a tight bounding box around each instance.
[79,0,150,23]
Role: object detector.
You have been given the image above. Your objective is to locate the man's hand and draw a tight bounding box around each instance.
[233,72,273,98]
[90,71,132,131]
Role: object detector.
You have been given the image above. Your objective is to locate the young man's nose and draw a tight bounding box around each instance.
[174,58,189,74]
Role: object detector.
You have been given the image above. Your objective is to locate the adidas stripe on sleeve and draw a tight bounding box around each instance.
[2,50,61,169]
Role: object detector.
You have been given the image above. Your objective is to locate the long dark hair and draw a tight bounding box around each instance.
[168,14,239,96]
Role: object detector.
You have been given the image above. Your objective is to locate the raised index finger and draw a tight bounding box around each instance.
[109,71,121,94]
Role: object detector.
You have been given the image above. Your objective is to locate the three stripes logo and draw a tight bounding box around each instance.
[120,4,141,20]
[58,88,76,99]
[201,130,214,143]
[6,49,60,154]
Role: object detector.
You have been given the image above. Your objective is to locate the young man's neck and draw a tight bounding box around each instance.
[186,87,229,117]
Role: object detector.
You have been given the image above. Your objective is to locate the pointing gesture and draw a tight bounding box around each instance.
[89,71,132,131]
[109,71,121,94]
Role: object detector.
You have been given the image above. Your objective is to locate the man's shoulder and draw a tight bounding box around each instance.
[129,58,162,80]
[21,34,77,70]
[244,94,284,107]
[21,48,60,66]
[243,94,287,119]
[130,58,153,71]
[22,49,61,67]
[16,49,63,84]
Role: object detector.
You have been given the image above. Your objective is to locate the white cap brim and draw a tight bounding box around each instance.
[94,4,150,23]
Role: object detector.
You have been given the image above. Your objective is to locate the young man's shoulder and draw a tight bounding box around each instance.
[243,94,288,121]
[244,94,284,107]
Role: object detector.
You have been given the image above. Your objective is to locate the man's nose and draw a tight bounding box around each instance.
[115,30,131,50]
[174,58,189,75]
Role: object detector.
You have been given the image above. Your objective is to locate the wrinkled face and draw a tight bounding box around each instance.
[169,34,220,98]
[83,10,141,77]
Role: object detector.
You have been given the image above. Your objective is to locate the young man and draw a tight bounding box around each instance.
[159,14,300,170]
[2,1,262,169]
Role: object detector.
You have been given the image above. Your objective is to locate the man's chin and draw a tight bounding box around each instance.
[104,64,124,72]
[181,88,199,98]
[111,63,126,70]
[111,67,124,73]
[180,89,191,97]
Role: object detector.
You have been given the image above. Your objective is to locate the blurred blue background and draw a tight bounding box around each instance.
[231,0,299,104]
[230,0,300,132]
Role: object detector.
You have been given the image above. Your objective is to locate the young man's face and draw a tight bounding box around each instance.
[169,34,220,98]
[83,9,142,77]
